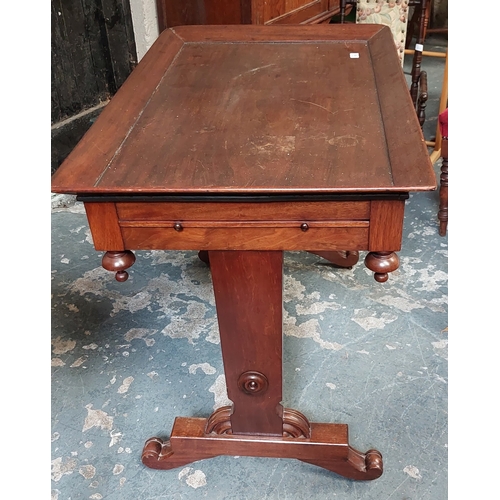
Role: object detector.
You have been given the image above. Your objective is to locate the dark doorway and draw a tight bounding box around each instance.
[51,0,137,174]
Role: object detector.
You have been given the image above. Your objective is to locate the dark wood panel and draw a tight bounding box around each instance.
[156,0,340,31]
[51,105,105,175]
[256,0,330,24]
[159,0,248,28]
[51,0,137,124]
[101,0,137,89]
[52,0,105,122]
[52,29,183,193]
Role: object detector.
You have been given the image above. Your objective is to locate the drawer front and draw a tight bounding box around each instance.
[120,224,369,251]
[117,200,370,251]
[115,201,370,222]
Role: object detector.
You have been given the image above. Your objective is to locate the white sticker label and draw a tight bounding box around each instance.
[415,43,424,52]
[350,53,359,58]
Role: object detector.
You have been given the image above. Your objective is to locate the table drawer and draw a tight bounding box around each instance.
[115,201,371,222]
[120,223,369,251]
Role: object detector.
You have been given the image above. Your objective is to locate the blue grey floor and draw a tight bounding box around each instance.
[51,35,448,500]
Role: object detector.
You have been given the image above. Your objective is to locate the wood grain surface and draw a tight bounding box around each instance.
[51,24,435,196]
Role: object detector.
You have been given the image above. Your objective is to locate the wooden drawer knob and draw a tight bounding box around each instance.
[300,223,309,232]
[173,222,183,232]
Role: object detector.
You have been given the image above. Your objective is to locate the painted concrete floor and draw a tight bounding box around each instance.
[51,35,448,500]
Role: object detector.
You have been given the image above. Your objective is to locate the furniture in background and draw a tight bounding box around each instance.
[438,108,448,236]
[340,1,429,131]
[414,70,428,128]
[338,1,448,236]
[405,0,447,167]
[340,1,428,106]
[406,0,430,48]
[156,0,343,30]
[428,49,447,164]
[51,24,436,480]
[406,0,429,107]
[408,0,448,40]
[341,0,411,65]
[339,0,435,51]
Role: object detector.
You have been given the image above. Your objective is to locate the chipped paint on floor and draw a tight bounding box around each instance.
[179,467,208,489]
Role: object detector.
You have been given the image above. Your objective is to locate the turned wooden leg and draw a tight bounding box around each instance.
[142,250,383,480]
[416,71,428,128]
[409,1,429,105]
[364,251,399,283]
[438,138,448,236]
[102,251,136,282]
[410,54,421,105]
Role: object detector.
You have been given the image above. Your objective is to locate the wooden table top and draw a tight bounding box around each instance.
[51,25,435,196]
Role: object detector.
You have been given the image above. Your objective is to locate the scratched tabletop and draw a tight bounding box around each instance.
[51,24,434,196]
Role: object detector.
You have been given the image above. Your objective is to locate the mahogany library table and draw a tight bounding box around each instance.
[51,24,435,480]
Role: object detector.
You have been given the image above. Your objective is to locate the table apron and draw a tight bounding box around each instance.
[120,225,369,251]
[83,199,405,252]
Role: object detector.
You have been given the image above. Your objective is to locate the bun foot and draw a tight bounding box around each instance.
[364,251,399,282]
[102,251,136,281]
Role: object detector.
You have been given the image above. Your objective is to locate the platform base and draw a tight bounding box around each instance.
[142,413,382,480]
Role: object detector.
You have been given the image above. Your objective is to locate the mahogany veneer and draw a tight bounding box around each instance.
[52,24,435,480]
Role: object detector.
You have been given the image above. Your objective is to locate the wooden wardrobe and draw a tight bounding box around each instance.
[156,0,342,31]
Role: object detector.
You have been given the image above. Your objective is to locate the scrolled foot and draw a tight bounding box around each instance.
[142,437,197,470]
[345,447,383,480]
[364,251,399,282]
[142,437,171,464]
[365,449,383,476]
[102,251,136,282]
[301,445,383,480]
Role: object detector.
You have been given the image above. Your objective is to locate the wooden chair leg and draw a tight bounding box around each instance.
[409,0,430,105]
[437,138,448,236]
[339,1,354,23]
[416,71,428,128]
